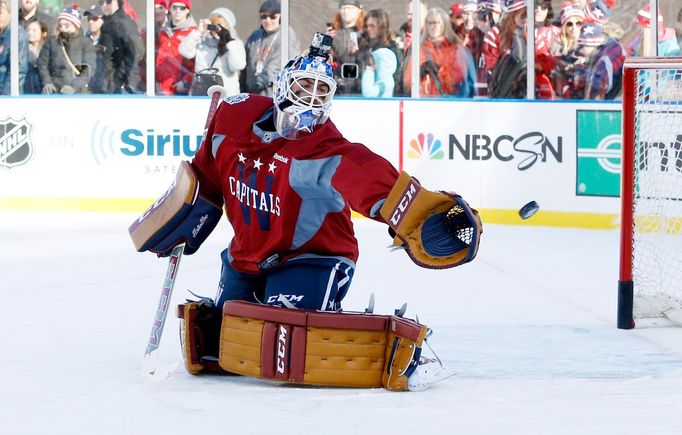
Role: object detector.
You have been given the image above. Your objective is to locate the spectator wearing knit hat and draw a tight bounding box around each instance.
[156,0,197,95]
[551,2,585,56]
[37,4,96,94]
[549,3,585,98]
[625,5,680,58]
[583,0,611,25]
[179,7,246,96]
[100,0,144,93]
[565,20,625,100]
[242,0,300,96]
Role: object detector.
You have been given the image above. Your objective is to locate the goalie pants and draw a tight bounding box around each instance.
[215,249,355,316]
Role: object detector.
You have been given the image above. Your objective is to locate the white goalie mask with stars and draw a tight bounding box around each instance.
[272,51,337,140]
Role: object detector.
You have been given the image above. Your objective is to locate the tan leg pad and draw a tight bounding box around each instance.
[178,303,205,374]
[177,302,229,375]
[217,301,426,391]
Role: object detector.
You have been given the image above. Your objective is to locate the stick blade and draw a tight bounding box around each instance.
[141,351,178,382]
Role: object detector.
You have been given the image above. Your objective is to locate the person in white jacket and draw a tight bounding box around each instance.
[179,7,246,96]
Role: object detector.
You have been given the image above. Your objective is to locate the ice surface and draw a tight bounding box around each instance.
[1,212,681,434]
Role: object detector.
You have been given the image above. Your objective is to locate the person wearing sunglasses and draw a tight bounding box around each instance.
[242,0,300,96]
[549,3,585,100]
[156,0,197,95]
[98,0,144,93]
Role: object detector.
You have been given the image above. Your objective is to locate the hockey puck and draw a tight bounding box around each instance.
[519,201,540,220]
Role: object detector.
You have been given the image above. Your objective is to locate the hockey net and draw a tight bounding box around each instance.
[618,57,682,329]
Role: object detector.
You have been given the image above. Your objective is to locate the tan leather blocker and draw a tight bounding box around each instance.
[379,171,482,269]
[129,161,198,251]
[217,301,428,391]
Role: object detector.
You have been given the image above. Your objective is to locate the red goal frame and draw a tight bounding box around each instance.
[618,57,682,329]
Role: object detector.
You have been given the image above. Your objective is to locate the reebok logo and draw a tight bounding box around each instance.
[273,153,289,164]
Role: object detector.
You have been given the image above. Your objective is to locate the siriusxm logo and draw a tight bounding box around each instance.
[90,120,203,164]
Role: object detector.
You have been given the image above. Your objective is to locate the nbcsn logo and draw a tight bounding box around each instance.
[408,133,444,160]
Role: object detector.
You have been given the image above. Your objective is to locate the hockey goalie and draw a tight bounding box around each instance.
[130,33,482,391]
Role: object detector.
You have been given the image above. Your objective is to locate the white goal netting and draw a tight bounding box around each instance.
[631,67,682,322]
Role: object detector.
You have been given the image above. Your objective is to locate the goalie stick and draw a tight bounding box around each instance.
[141,243,184,380]
[141,85,227,381]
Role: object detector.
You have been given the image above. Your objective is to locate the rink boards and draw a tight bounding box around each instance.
[0,96,632,228]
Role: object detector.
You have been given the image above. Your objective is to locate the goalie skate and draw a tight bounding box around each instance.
[407,357,456,392]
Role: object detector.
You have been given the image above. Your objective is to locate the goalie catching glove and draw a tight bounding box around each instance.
[379,172,482,269]
[128,161,222,257]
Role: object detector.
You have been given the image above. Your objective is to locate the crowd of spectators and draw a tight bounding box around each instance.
[1,0,681,99]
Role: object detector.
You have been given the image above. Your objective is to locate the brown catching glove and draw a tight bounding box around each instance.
[380,172,482,269]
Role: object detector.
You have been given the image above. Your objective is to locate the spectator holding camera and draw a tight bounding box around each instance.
[243,0,300,96]
[179,7,246,96]
[156,0,197,95]
[38,5,96,94]
[329,0,367,95]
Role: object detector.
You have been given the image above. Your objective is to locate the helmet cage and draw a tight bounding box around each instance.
[273,55,337,140]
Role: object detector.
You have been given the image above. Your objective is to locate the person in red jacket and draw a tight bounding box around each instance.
[156,0,196,95]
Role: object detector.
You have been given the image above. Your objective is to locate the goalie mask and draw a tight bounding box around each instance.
[273,33,337,140]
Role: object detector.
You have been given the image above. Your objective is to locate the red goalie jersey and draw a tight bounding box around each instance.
[190,94,399,273]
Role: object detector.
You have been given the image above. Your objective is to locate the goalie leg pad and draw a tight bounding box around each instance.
[379,171,482,269]
[177,301,228,374]
[217,301,427,391]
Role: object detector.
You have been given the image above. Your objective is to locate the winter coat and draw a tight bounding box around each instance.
[361,47,397,98]
[404,38,473,97]
[100,7,144,92]
[156,17,197,95]
[242,27,300,96]
[87,32,114,94]
[569,38,626,100]
[179,29,246,96]
[0,26,28,95]
[38,33,97,93]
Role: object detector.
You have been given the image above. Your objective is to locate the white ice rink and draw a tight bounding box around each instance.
[2,211,681,434]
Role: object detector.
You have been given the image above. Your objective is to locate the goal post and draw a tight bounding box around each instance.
[618,57,682,329]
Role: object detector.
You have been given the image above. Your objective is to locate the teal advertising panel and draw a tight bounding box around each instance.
[576,110,622,197]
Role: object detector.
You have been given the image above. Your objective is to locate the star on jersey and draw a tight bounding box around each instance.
[253,158,263,170]
[237,152,247,164]
[268,161,277,173]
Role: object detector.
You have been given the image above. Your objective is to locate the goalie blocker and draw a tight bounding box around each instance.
[128,161,222,257]
[178,300,429,391]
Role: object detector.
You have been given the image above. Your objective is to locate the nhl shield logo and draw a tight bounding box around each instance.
[0,117,33,169]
